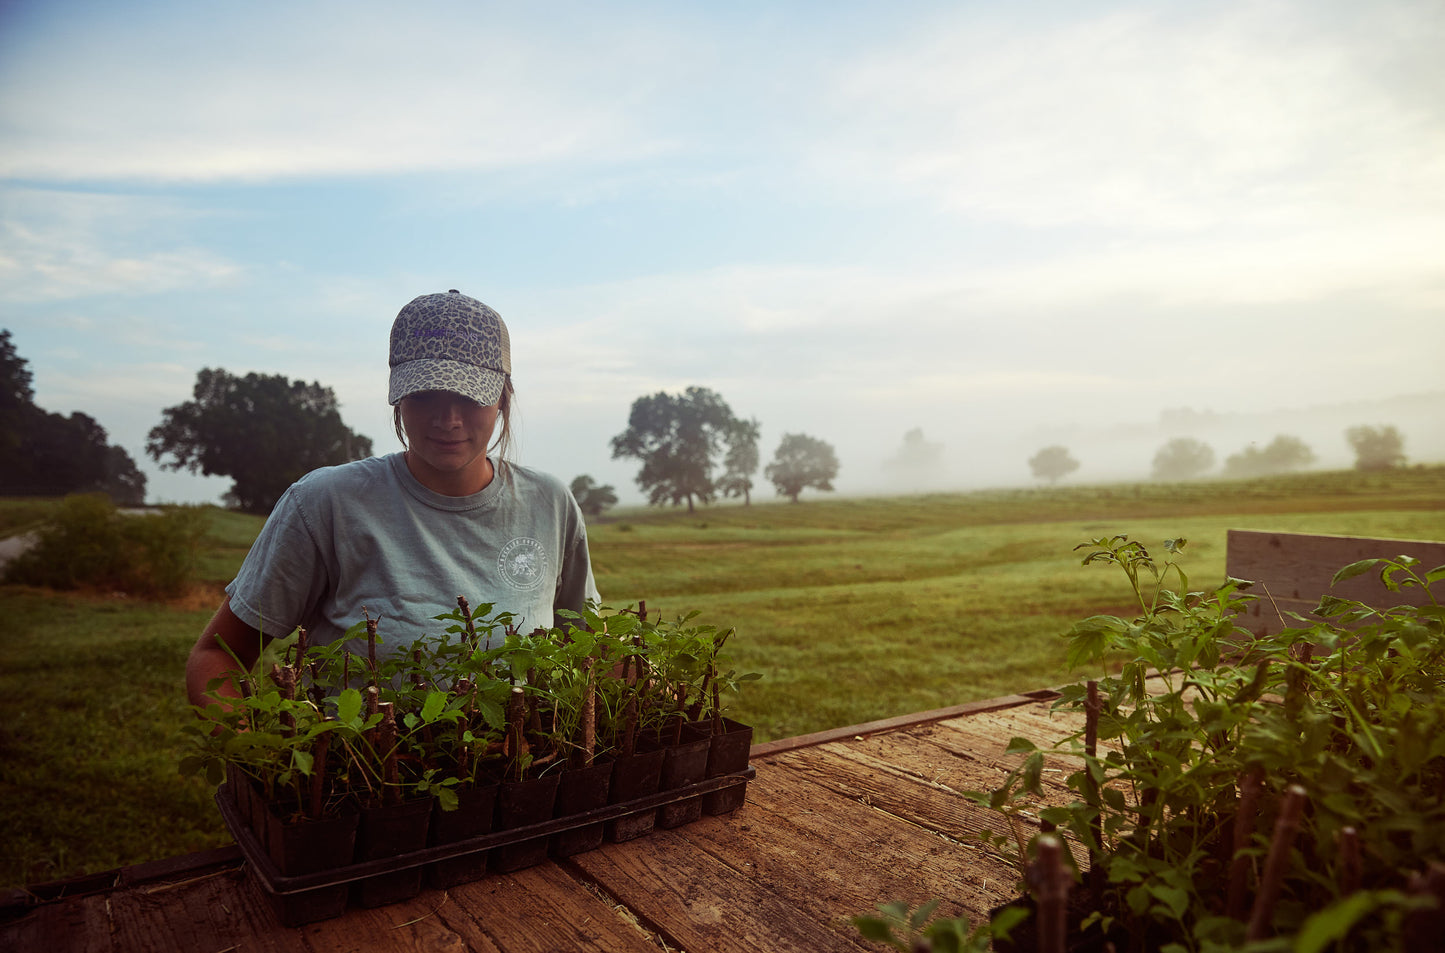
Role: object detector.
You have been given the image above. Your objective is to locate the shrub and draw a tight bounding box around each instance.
[3,493,207,598]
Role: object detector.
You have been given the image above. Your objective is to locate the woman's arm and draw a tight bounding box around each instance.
[186,595,270,708]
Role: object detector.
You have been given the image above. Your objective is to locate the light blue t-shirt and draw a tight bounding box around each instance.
[226,453,599,658]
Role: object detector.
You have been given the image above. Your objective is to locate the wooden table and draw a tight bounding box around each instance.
[3,689,1077,953]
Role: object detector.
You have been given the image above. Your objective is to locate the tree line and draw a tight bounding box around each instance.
[1027,425,1410,484]
[1,330,147,503]
[603,386,838,514]
[3,327,1417,515]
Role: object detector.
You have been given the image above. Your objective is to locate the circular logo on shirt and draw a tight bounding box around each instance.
[498,537,549,592]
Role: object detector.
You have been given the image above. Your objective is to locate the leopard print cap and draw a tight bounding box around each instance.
[388,290,512,406]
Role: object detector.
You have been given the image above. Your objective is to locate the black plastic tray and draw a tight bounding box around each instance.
[217,765,755,897]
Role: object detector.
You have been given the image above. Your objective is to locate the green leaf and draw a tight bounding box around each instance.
[420,690,446,724]
[1149,884,1189,919]
[1331,559,1379,585]
[335,688,362,724]
[851,917,897,944]
[988,905,1029,941]
[1005,736,1039,754]
[909,899,941,929]
[1293,891,1382,953]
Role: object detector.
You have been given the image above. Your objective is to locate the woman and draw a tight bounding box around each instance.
[186,290,599,706]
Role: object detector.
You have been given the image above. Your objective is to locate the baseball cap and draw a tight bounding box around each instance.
[388,290,511,406]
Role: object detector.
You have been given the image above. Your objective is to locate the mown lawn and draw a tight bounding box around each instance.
[2,466,1442,887]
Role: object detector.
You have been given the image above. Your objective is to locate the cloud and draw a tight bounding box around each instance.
[0,1,698,182]
[816,1,1445,232]
[0,188,243,301]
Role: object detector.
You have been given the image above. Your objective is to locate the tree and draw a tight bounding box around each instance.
[718,417,761,506]
[0,330,147,503]
[765,433,839,503]
[609,386,738,513]
[883,427,944,475]
[147,367,374,514]
[1,329,34,457]
[1222,434,1316,479]
[1151,437,1214,481]
[1028,445,1079,483]
[1346,424,1406,472]
[569,474,618,518]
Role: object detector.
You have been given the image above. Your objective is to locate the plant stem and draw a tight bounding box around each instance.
[309,726,330,820]
[1034,833,1070,953]
[578,656,596,768]
[1246,784,1307,941]
[506,686,528,783]
[1227,766,1265,920]
[1338,826,1361,896]
[1084,679,1103,910]
[364,611,378,686]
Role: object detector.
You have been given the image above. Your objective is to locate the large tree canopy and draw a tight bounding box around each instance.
[1222,434,1316,479]
[609,386,741,513]
[1028,445,1079,483]
[1346,424,1406,472]
[883,427,944,478]
[147,367,373,513]
[1151,437,1215,481]
[569,474,619,518]
[0,329,146,503]
[765,432,839,503]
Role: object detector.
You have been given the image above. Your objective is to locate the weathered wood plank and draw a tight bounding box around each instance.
[1227,530,1445,636]
[435,862,667,953]
[1,891,113,953]
[111,865,310,953]
[565,821,874,953]
[667,759,1021,927]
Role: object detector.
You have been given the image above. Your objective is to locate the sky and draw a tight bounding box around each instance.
[2,0,1443,506]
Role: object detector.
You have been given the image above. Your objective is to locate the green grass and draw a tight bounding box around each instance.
[2,467,1443,888]
[0,498,63,537]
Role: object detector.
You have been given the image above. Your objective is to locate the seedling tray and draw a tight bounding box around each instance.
[217,766,755,898]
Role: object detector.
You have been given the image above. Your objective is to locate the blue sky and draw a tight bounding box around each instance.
[3,0,1443,504]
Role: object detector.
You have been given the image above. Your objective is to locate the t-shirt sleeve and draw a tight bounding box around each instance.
[556,525,600,620]
[551,481,600,620]
[225,485,331,639]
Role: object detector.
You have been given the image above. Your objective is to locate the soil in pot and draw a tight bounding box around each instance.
[702,718,753,816]
[491,773,561,874]
[353,796,433,908]
[427,781,500,889]
[262,799,358,927]
[551,760,614,858]
[658,721,711,830]
[606,741,666,843]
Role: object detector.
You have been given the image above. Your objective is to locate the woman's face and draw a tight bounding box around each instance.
[398,390,500,494]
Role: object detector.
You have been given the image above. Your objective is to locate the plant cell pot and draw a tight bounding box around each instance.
[703,718,753,815]
[427,781,500,889]
[491,773,561,874]
[225,765,253,829]
[551,760,614,858]
[606,744,666,843]
[263,801,358,927]
[353,797,433,908]
[658,722,711,829]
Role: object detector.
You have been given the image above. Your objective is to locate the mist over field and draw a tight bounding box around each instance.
[495,388,1445,510]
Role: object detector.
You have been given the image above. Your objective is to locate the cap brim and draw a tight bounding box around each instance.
[389,359,506,406]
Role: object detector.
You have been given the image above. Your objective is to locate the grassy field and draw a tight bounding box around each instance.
[2,466,1442,888]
